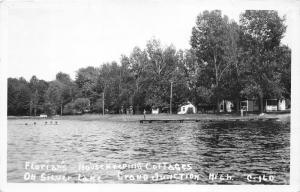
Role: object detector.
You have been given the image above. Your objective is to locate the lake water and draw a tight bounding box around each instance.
[7,119,290,184]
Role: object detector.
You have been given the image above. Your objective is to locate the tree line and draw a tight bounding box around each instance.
[7,10,291,116]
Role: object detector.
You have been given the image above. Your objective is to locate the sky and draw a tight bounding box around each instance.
[3,0,295,81]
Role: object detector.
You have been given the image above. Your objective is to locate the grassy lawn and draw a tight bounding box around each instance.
[8,112,290,122]
[35,112,290,122]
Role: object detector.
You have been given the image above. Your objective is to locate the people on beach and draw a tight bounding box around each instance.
[43,121,59,125]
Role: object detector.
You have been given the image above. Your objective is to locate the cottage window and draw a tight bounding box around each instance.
[267,100,277,106]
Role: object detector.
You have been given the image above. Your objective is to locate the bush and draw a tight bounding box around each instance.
[74,98,90,113]
[63,98,90,115]
[91,98,103,113]
[43,102,56,116]
[63,102,76,115]
[187,107,194,114]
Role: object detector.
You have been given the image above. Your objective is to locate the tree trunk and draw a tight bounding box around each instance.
[102,91,105,115]
[236,99,240,114]
[170,81,173,114]
[29,101,32,116]
[136,104,140,114]
[259,93,264,113]
[216,98,220,113]
[213,53,220,114]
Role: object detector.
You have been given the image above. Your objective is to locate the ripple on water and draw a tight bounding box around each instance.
[7,119,290,184]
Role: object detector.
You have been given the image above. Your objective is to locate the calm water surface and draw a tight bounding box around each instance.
[7,119,290,184]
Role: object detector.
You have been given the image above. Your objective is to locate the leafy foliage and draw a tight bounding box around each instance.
[239,10,288,112]
[191,10,239,111]
[7,10,290,116]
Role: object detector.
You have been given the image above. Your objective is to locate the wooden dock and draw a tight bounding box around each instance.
[139,118,279,124]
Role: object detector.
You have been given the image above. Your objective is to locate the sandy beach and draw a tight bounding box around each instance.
[8,112,291,123]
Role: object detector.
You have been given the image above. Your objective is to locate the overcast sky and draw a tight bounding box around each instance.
[4,0,294,81]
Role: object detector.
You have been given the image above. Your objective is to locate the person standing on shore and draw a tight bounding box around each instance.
[143,109,146,119]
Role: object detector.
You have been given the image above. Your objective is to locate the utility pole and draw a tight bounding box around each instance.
[60,103,63,116]
[102,91,105,115]
[170,81,173,114]
[29,101,32,116]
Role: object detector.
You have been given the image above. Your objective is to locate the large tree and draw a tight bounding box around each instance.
[75,67,100,99]
[177,49,214,111]
[118,55,135,112]
[56,72,76,114]
[28,76,49,116]
[276,45,291,99]
[144,39,182,111]
[129,47,148,113]
[29,76,39,116]
[75,66,100,111]
[191,10,239,112]
[45,80,64,115]
[7,78,31,116]
[239,10,287,113]
[144,39,167,109]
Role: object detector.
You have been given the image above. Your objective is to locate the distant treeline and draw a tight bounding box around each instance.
[7,10,291,116]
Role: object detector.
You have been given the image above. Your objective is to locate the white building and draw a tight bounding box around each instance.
[265,99,287,112]
[178,101,196,114]
[240,100,259,112]
[219,100,234,112]
[278,99,286,111]
[39,114,47,118]
[152,108,159,114]
[240,99,287,112]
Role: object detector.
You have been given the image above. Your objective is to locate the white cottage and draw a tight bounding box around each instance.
[240,100,259,112]
[178,101,196,114]
[39,114,47,118]
[152,108,159,114]
[219,100,234,112]
[278,99,286,111]
[265,99,287,112]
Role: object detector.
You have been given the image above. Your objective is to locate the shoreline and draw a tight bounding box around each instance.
[7,113,290,123]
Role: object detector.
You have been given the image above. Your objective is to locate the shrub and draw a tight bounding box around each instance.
[187,107,194,114]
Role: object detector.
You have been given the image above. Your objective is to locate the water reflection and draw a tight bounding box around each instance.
[7,119,289,184]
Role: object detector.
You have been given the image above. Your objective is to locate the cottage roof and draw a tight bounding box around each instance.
[179,101,195,107]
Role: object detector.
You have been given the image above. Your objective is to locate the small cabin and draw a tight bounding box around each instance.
[219,100,234,112]
[240,100,259,112]
[265,99,287,112]
[152,108,159,114]
[240,99,287,112]
[178,101,196,114]
[39,114,47,118]
[265,99,278,111]
[278,99,286,110]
